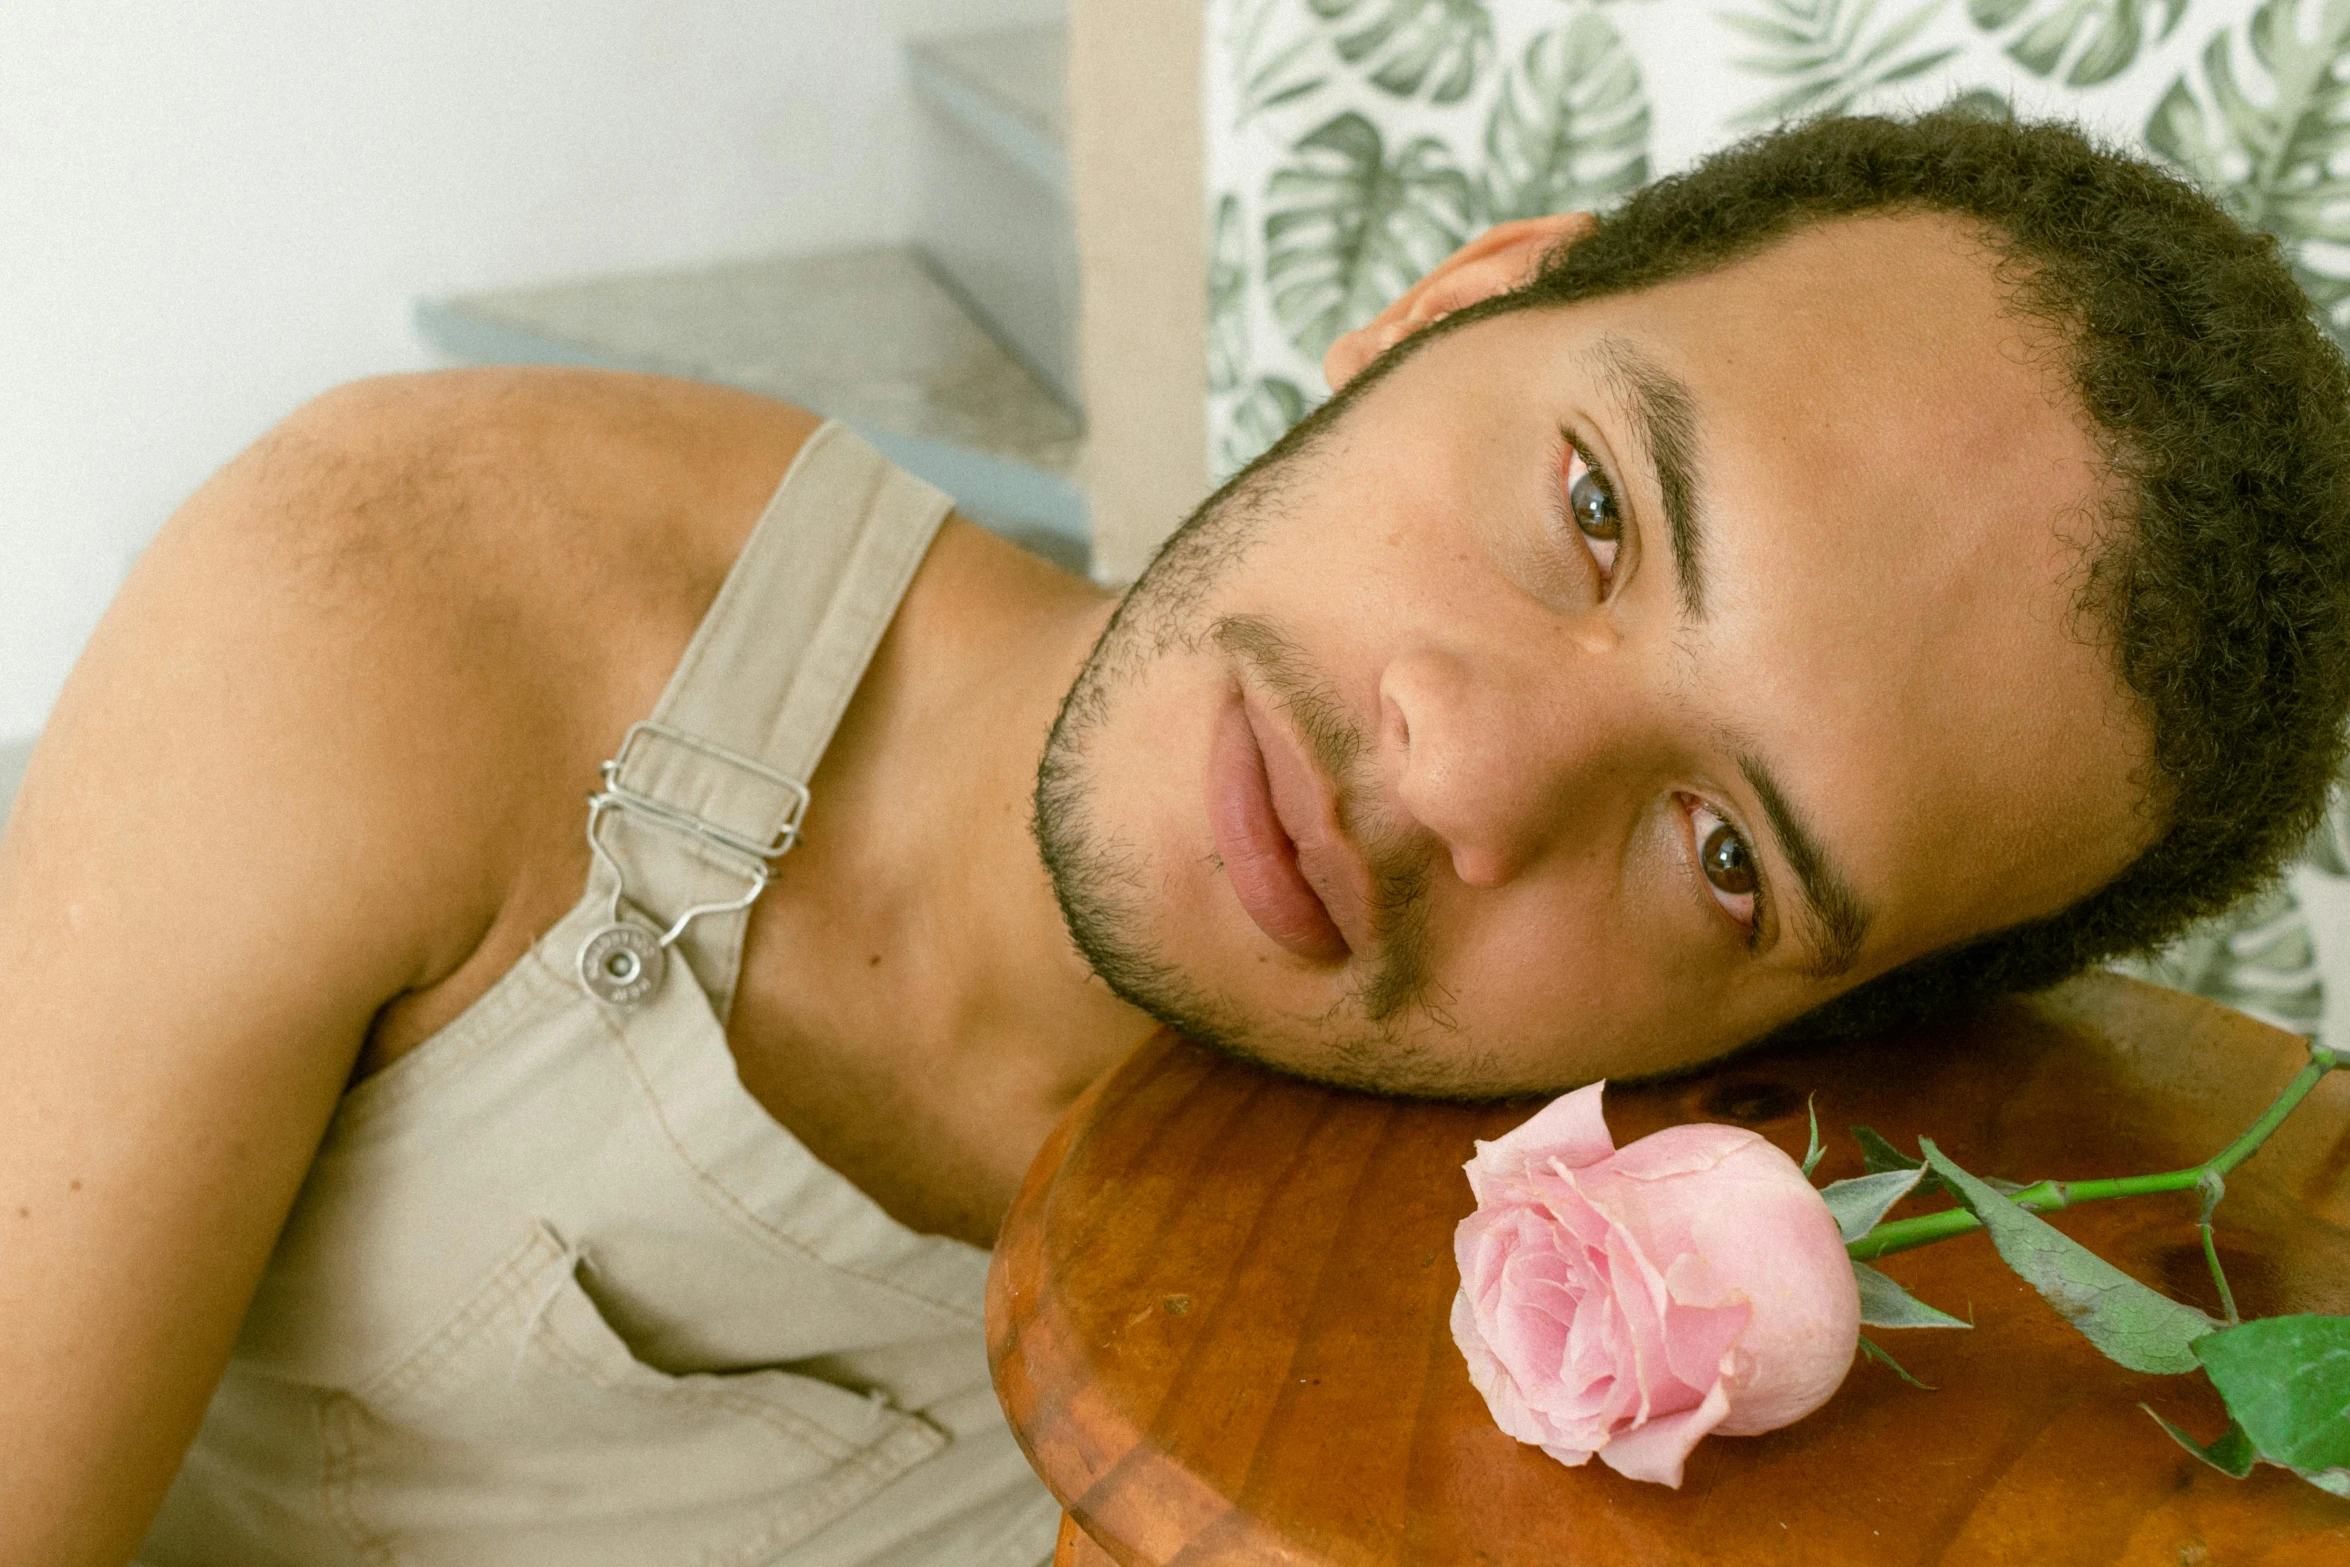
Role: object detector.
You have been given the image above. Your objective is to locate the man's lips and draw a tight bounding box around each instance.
[1205,692,1372,962]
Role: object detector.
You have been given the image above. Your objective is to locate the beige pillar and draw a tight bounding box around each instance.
[1069,0,1209,585]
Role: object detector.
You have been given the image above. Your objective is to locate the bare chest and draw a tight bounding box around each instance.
[358,860,1045,1250]
[722,912,1049,1249]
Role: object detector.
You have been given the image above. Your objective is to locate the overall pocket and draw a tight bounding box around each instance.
[322,1224,948,1567]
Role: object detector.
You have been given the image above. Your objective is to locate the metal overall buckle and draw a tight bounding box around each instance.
[575,721,810,1009]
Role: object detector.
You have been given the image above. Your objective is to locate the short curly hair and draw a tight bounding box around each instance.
[1376,108,2350,1037]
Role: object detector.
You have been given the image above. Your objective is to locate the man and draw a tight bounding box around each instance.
[4,112,2347,1565]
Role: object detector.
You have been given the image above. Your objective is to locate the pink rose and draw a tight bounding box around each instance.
[1450,1081,1860,1487]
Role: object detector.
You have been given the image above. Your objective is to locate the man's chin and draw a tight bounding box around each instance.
[1083,962,1529,1103]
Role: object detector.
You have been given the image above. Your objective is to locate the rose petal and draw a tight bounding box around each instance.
[1595,1380,1734,1489]
[1453,1289,1555,1450]
[1457,1206,1538,1323]
[1492,1254,1576,1385]
[1531,1168,1621,1253]
[1661,1297,1751,1397]
[1465,1081,1613,1198]
[1598,1224,1681,1425]
[1661,1249,1731,1310]
[1535,1438,1599,1469]
[1607,1122,1755,1182]
[1660,1139,1860,1436]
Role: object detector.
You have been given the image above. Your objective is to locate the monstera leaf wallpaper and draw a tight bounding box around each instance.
[1202,0,2350,1039]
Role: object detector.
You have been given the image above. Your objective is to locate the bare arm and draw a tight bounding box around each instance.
[0,370,820,1566]
[0,384,555,1564]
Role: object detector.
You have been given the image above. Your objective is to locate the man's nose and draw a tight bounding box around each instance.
[1378,643,1637,889]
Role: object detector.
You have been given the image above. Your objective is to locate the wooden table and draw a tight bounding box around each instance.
[987,974,2350,1565]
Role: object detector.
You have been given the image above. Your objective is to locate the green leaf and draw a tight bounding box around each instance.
[1853,1124,1954,1199]
[2116,880,2325,1032]
[1209,195,1250,396]
[1264,111,1473,362]
[2195,1315,2350,1479]
[1231,0,1332,126]
[1921,1140,2218,1374]
[2144,1408,2260,1478]
[1823,1168,1925,1243]
[1852,1126,2035,1197]
[1853,1124,1923,1175]
[1480,13,1651,224]
[1969,0,2187,87]
[1855,1262,1974,1329]
[1858,1332,1937,1389]
[1801,1093,1825,1178]
[1308,0,1495,105]
[2143,0,2350,350]
[2303,1465,2350,1498]
[1721,0,1962,128]
[1217,376,1312,480]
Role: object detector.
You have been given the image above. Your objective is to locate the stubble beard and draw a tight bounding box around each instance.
[1029,451,1489,1099]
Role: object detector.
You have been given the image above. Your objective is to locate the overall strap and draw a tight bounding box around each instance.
[583,422,951,1021]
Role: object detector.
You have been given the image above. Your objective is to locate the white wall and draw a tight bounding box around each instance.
[0,0,1062,739]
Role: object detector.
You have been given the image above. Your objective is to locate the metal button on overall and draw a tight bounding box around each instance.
[578,921,666,1008]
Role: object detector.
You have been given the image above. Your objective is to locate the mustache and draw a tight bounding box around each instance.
[1208,614,1443,1029]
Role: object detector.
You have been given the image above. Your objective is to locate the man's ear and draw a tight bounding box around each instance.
[1322,212,1598,391]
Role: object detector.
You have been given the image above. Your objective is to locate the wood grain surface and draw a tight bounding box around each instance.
[989,973,2350,1565]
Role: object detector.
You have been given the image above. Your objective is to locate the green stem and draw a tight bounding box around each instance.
[2201,1221,2241,1327]
[1847,1042,2340,1264]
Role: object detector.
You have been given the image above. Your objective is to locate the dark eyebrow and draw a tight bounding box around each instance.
[1737,753,1873,980]
[1590,337,1708,617]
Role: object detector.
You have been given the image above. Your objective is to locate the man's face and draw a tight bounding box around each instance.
[1036,212,2154,1097]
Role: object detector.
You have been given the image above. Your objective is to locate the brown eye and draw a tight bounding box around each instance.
[1569,467,1620,541]
[1700,822,1757,896]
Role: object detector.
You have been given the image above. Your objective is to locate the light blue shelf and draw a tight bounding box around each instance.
[416,247,1088,572]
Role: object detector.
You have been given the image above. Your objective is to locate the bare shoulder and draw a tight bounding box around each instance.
[126,367,824,1038]
[224,368,814,713]
[176,365,819,809]
[237,368,822,661]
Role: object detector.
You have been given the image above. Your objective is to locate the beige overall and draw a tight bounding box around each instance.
[138,424,1062,1567]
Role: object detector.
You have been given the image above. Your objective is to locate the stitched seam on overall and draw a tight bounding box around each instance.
[317,1391,397,1566]
[526,1309,861,1462]
[332,942,573,1130]
[692,1422,950,1567]
[749,472,924,777]
[524,1295,949,1567]
[647,422,859,739]
[352,1228,561,1407]
[586,1000,985,1326]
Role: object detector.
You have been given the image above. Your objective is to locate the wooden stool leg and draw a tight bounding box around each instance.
[1054,1511,1119,1565]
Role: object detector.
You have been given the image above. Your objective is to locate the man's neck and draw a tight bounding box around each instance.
[727,519,1157,1242]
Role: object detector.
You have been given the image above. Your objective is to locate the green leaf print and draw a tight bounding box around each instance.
[1209,194,1251,396]
[1720,0,1965,127]
[1231,0,1331,126]
[2118,880,2325,1032]
[1307,0,1496,105]
[2301,779,2350,877]
[1943,85,2021,117]
[1218,376,1313,476]
[1482,13,1653,224]
[1265,111,1474,361]
[1967,0,2189,87]
[2144,0,2350,349]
